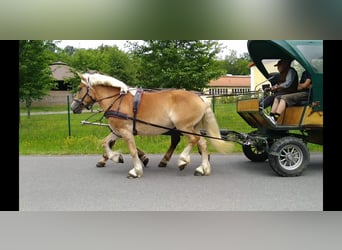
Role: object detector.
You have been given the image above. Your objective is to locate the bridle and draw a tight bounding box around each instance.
[73,83,97,110]
[73,79,124,110]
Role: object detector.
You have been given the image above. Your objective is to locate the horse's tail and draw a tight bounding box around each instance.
[201,104,235,154]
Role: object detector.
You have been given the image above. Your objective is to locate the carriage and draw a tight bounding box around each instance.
[230,40,323,176]
[71,40,323,178]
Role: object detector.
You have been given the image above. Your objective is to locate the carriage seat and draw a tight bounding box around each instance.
[292,86,312,107]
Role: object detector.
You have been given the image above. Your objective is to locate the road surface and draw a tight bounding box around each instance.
[19,153,323,211]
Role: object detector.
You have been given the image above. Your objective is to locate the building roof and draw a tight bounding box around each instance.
[209,75,250,87]
[49,61,75,81]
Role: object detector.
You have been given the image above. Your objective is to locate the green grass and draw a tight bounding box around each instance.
[19,102,323,155]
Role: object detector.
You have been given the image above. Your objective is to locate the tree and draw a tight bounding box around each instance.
[65,46,138,89]
[97,45,138,85]
[19,40,56,118]
[63,45,77,56]
[223,50,250,75]
[131,40,226,90]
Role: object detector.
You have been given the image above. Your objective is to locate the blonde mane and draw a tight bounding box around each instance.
[82,73,129,94]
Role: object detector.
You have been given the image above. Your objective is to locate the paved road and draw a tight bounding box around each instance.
[19,153,323,211]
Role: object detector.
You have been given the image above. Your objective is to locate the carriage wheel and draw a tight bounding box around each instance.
[242,142,268,162]
[268,136,309,177]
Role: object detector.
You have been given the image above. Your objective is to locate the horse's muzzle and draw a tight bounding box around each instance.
[70,100,84,114]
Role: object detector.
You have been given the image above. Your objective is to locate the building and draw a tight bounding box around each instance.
[49,61,75,90]
[204,74,251,96]
[27,62,75,106]
[249,60,279,91]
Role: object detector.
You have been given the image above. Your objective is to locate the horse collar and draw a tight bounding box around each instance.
[104,88,144,136]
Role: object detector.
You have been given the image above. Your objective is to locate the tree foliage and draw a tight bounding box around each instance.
[19,40,251,116]
[131,40,226,90]
[62,45,138,89]
[223,50,250,75]
[19,40,56,117]
[51,40,250,92]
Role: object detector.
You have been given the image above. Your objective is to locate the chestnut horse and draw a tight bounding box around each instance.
[71,72,234,178]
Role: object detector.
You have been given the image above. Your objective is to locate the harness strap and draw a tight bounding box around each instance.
[104,110,129,119]
[104,111,227,141]
[102,88,225,141]
[104,88,144,135]
[132,88,144,135]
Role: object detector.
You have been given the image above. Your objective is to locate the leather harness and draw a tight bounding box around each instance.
[99,88,227,141]
[104,88,144,135]
[132,88,144,135]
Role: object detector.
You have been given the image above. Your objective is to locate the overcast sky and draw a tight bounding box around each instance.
[56,40,248,58]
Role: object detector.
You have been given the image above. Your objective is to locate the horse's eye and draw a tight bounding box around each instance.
[77,87,82,92]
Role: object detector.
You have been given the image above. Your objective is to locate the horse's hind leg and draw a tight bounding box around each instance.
[159,132,181,167]
[178,133,200,171]
[196,141,210,162]
[194,137,211,176]
[96,133,123,168]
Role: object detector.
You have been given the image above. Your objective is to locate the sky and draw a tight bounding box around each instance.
[56,40,248,58]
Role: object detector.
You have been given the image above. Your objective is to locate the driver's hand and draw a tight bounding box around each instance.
[270,85,278,92]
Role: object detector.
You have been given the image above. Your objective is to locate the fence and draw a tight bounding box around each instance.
[19,91,72,107]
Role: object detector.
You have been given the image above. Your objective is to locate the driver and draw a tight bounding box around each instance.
[259,59,298,110]
[267,70,312,123]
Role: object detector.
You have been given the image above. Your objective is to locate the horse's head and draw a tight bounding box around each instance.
[71,72,129,114]
[70,72,97,114]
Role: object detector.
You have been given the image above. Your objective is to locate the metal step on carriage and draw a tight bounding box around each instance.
[222,40,323,177]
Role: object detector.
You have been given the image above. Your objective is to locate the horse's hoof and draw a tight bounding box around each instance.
[194,170,204,176]
[119,155,124,163]
[178,164,186,171]
[127,173,138,179]
[178,157,189,171]
[96,162,106,168]
[158,162,167,168]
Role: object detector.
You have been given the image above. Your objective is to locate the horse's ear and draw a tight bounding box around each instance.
[76,72,86,81]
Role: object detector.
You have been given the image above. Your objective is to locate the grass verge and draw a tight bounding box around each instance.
[19,103,322,155]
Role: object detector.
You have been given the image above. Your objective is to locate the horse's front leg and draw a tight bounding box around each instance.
[121,131,144,178]
[137,148,149,167]
[158,132,181,167]
[96,133,123,168]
